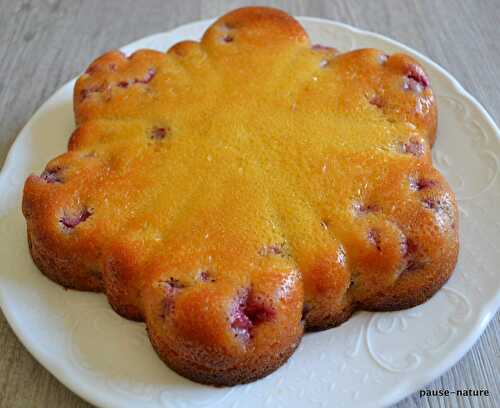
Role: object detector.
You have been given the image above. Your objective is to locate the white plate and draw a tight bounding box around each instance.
[0,16,499,408]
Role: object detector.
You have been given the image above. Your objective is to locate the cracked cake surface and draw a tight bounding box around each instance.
[22,7,458,385]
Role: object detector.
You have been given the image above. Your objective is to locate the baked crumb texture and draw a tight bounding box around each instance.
[22,7,458,386]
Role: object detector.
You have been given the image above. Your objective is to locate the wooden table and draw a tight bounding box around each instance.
[0,1,498,407]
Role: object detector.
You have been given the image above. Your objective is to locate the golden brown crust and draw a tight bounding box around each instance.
[148,326,302,386]
[22,7,458,386]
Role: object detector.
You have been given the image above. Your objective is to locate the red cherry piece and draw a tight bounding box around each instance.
[407,64,429,88]
[231,291,253,341]
[378,53,389,64]
[230,290,276,341]
[422,199,437,210]
[60,208,92,230]
[245,296,276,325]
[198,270,215,282]
[150,127,169,140]
[136,68,156,84]
[403,64,429,93]
[258,243,286,257]
[353,202,380,215]
[401,239,424,273]
[80,84,105,101]
[410,178,437,191]
[117,68,156,89]
[400,139,425,157]
[41,168,62,184]
[162,278,185,315]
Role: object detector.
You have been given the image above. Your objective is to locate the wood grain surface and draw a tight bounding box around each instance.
[0,1,498,407]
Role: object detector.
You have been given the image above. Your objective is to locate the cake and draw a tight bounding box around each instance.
[22,7,459,385]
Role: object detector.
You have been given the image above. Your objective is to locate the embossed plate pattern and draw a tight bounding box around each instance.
[0,17,499,408]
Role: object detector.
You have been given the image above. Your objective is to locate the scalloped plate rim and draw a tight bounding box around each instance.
[0,16,498,408]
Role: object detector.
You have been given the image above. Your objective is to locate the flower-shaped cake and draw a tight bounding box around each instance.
[22,7,458,385]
